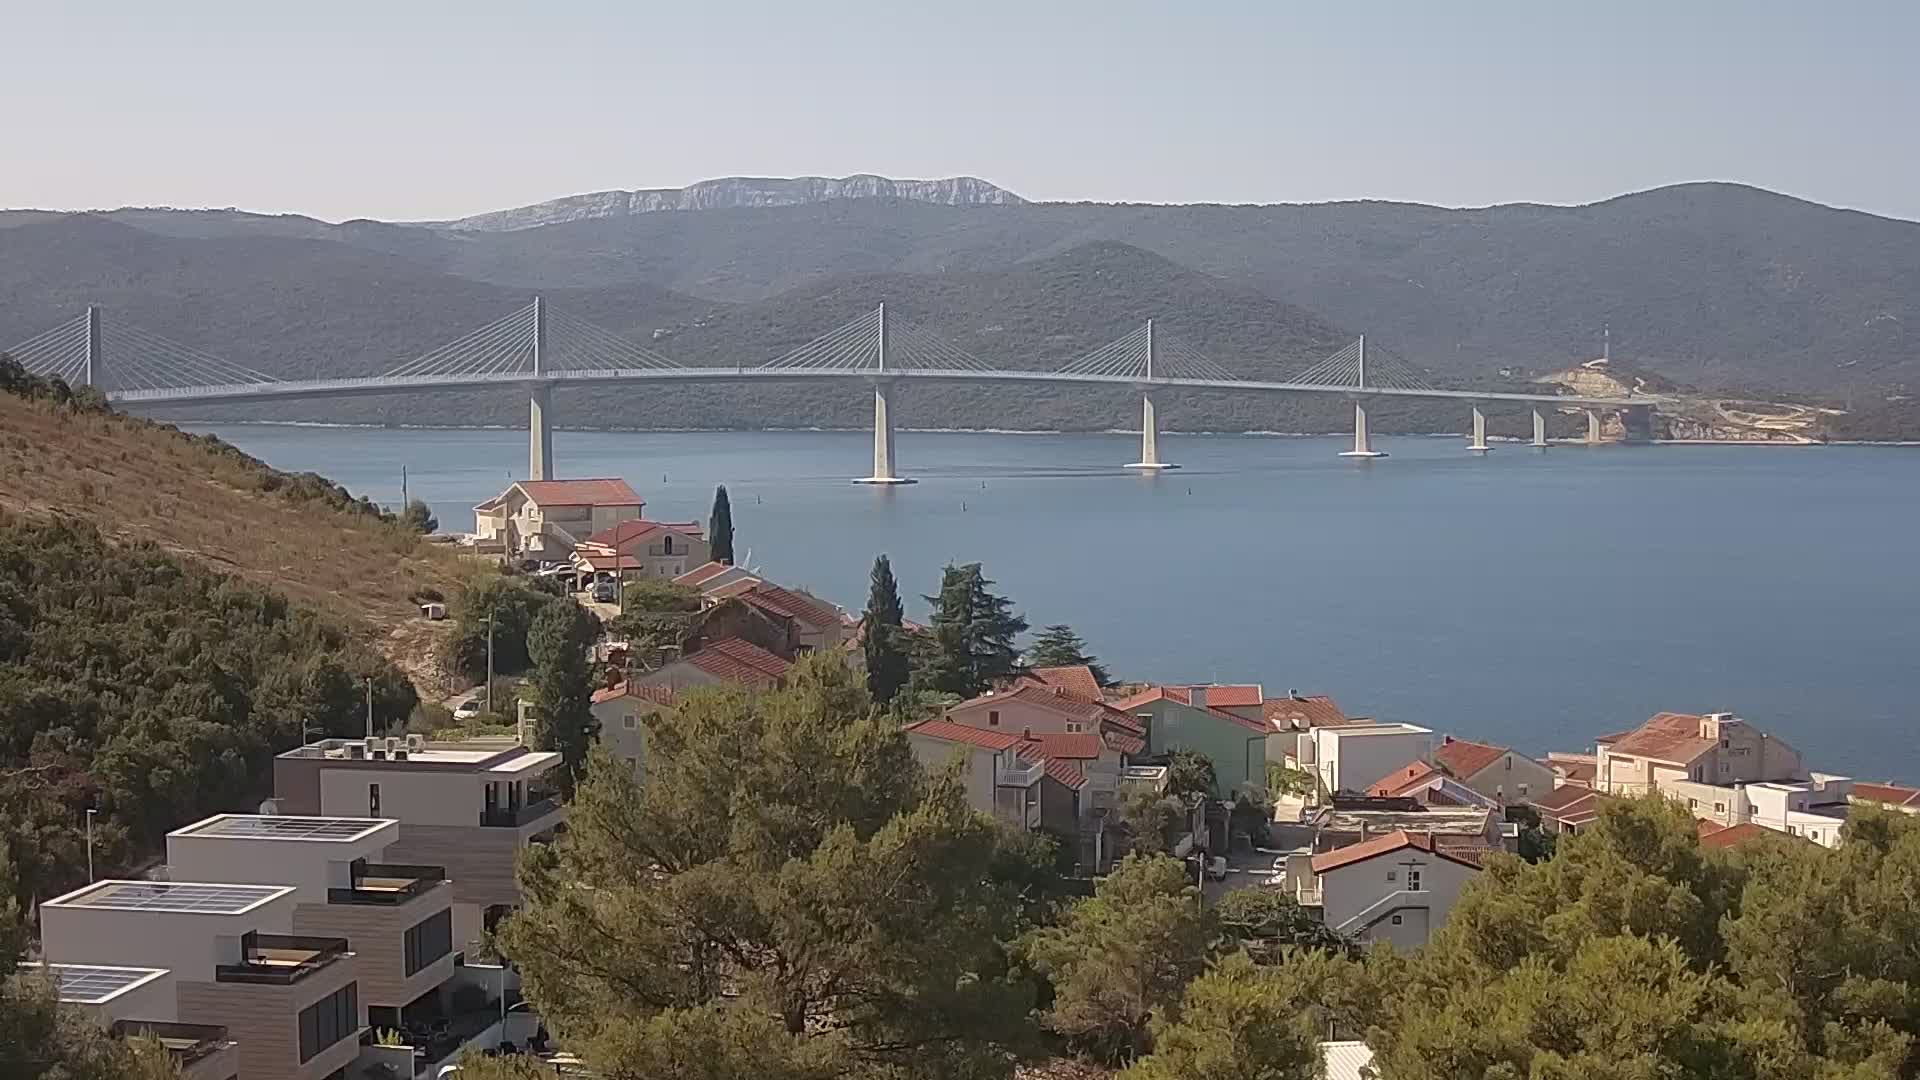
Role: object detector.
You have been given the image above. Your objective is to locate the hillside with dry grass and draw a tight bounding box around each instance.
[0,390,467,688]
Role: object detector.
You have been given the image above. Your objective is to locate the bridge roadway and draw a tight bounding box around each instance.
[107,365,1658,483]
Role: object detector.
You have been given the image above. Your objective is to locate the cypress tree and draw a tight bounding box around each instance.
[709,485,735,565]
[863,554,910,706]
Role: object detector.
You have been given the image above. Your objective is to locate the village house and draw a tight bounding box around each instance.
[1531,785,1610,836]
[1296,721,1435,798]
[1111,685,1270,800]
[673,563,850,652]
[627,637,792,697]
[1301,830,1484,949]
[1366,762,1500,808]
[1595,711,1809,826]
[1262,691,1349,767]
[1429,735,1555,805]
[572,518,708,580]
[1547,751,1598,789]
[1851,782,1920,815]
[470,478,645,563]
[905,719,1121,872]
[588,681,676,777]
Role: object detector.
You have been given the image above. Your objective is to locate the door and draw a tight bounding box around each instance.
[1407,867,1423,892]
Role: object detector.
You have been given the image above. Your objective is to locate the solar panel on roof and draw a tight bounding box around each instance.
[48,965,163,1003]
[68,881,284,914]
[191,816,381,841]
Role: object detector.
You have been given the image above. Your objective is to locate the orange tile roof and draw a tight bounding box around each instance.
[1169,684,1264,708]
[706,578,762,600]
[1019,732,1104,760]
[1041,757,1087,790]
[953,683,1118,729]
[515,478,643,507]
[1548,753,1597,785]
[1433,737,1509,780]
[1606,712,1716,766]
[590,682,676,705]
[740,584,844,630]
[1109,687,1269,734]
[674,561,736,586]
[683,638,791,686]
[1369,761,1442,797]
[1851,782,1920,809]
[1029,665,1104,703]
[906,719,1026,752]
[584,518,704,551]
[1104,730,1146,756]
[1697,821,1809,849]
[1263,694,1349,730]
[1310,830,1485,875]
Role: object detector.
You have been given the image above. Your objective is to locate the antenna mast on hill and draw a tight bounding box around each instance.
[1603,325,1611,362]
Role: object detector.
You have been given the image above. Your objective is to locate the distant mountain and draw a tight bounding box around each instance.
[422,175,1025,232]
[4,179,1917,413]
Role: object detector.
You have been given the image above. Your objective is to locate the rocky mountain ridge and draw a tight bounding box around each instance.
[428,174,1024,231]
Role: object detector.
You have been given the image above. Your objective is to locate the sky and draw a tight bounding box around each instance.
[4,0,1918,223]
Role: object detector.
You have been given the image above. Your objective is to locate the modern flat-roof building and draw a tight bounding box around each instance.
[273,736,566,947]
[41,880,362,1080]
[1302,722,1436,796]
[167,814,456,1024]
[23,963,240,1080]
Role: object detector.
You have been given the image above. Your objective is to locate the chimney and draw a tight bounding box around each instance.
[1290,688,1304,701]
[1442,734,1454,744]
[1189,686,1208,709]
[1358,820,1370,842]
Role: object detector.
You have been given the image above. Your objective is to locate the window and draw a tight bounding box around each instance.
[1390,914,1403,925]
[662,536,674,555]
[1688,798,1699,810]
[1065,721,1084,733]
[1714,802,1726,813]
[1787,825,1798,836]
[403,909,452,977]
[298,982,359,1063]
[1385,870,1396,882]
[1517,783,1529,797]
[623,714,637,730]
[988,710,1000,727]
[368,783,380,818]
[1407,868,1423,892]
[1505,757,1512,771]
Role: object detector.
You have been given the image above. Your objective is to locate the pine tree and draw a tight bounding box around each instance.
[1027,623,1111,685]
[527,600,600,798]
[862,555,910,706]
[917,562,1028,698]
[709,485,735,565]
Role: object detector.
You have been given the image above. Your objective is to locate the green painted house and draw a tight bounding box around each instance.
[1112,686,1270,799]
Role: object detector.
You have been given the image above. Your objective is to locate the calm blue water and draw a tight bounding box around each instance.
[187,424,1920,781]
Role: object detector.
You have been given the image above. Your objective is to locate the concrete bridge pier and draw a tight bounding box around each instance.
[1468,404,1490,453]
[528,382,554,481]
[853,378,914,485]
[1125,390,1179,471]
[1338,399,1386,458]
[1532,408,1549,448]
[1586,408,1604,446]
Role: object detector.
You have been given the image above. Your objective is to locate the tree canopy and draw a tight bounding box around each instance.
[709,485,735,565]
[1026,624,1110,686]
[914,562,1028,698]
[861,555,909,707]
[526,599,600,797]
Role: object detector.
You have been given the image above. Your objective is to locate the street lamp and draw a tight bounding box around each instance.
[85,808,97,883]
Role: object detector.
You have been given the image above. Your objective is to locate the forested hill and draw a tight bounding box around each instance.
[6,181,1915,399]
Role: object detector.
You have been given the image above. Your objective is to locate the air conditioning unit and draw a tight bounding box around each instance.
[364,736,383,759]
[406,734,425,753]
[386,736,402,756]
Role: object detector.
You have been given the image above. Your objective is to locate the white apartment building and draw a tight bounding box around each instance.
[1303,830,1483,949]
[1301,722,1435,796]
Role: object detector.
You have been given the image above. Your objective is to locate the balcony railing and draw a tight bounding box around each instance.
[995,760,1045,787]
[214,932,349,985]
[328,863,448,905]
[110,1020,230,1064]
[480,797,559,828]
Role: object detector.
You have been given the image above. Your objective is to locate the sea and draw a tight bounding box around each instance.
[185,423,1920,781]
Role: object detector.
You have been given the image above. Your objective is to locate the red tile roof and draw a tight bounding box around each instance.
[1104,730,1146,756]
[1263,694,1349,731]
[1019,732,1104,760]
[1369,761,1442,797]
[1606,712,1716,766]
[906,719,1026,752]
[584,518,704,551]
[1433,737,1509,780]
[1029,665,1104,703]
[706,578,762,600]
[1110,687,1269,733]
[740,584,843,630]
[1853,782,1920,809]
[1697,821,1809,849]
[515,478,643,507]
[1169,684,1264,708]
[590,682,677,705]
[1310,830,1486,874]
[675,561,738,587]
[683,638,791,686]
[953,683,1118,729]
[1042,757,1087,790]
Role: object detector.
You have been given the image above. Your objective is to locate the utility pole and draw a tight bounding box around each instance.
[85,808,97,883]
[365,677,375,739]
[485,609,497,715]
[401,465,408,508]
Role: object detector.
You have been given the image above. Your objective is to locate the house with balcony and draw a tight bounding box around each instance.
[1302,830,1484,949]
[471,477,645,562]
[166,814,457,1030]
[572,517,709,580]
[946,683,1146,756]
[1111,685,1270,799]
[905,718,1121,871]
[23,964,242,1080]
[1595,711,1808,825]
[40,880,362,1080]
[273,736,565,949]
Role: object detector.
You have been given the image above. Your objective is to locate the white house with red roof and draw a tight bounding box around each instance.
[472,478,646,561]
[573,518,708,579]
[1300,722,1434,798]
[1595,711,1808,827]
[588,681,677,776]
[1428,736,1555,805]
[628,638,792,696]
[1305,830,1483,949]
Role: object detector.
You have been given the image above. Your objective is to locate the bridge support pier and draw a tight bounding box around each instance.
[84,305,102,388]
[528,382,554,481]
[1125,390,1179,471]
[1586,408,1604,446]
[1532,408,1548,448]
[853,379,914,485]
[1338,400,1386,458]
[1468,404,1490,453]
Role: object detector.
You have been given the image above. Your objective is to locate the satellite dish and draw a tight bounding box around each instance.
[257,799,281,815]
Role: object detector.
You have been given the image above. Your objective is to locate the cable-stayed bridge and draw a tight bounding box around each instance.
[6,301,1657,483]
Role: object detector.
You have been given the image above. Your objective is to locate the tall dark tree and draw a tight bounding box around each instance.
[916,562,1028,698]
[527,599,600,798]
[708,485,735,565]
[862,554,910,706]
[1027,624,1111,686]
[399,498,437,534]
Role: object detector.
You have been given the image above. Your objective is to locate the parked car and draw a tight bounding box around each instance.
[591,581,618,604]
[453,699,482,720]
[1206,855,1228,881]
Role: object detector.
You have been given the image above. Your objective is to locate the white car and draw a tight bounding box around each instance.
[1206,855,1228,881]
[453,699,482,720]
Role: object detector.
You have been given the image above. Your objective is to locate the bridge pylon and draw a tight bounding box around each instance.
[1337,337,1386,459]
[1125,321,1179,472]
[853,305,915,485]
[1532,407,1550,448]
[1468,403,1491,453]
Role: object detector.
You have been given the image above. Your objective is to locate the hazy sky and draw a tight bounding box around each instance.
[6,0,1917,222]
